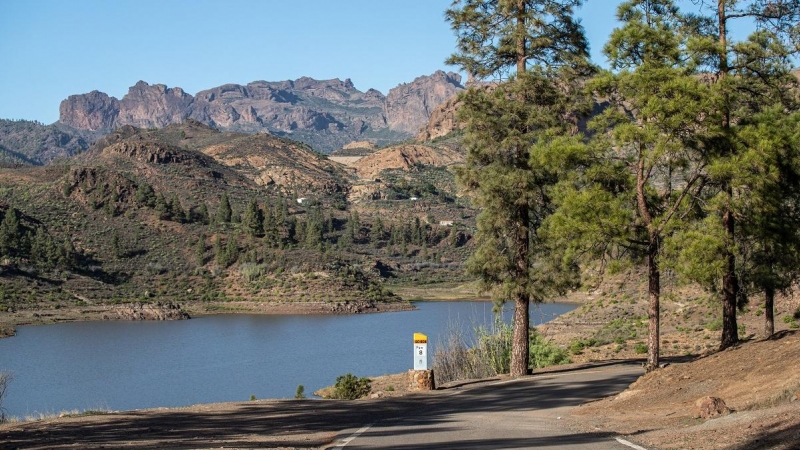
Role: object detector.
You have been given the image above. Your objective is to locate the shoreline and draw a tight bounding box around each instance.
[0,294,584,339]
[0,299,416,339]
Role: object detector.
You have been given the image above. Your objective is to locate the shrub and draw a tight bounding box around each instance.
[433,319,512,384]
[331,373,371,400]
[634,342,648,354]
[568,338,597,355]
[529,329,571,368]
[240,263,265,282]
[433,320,570,384]
[295,384,306,399]
[0,372,12,422]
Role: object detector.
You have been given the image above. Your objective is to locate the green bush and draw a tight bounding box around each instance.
[568,338,597,355]
[529,329,571,368]
[634,342,648,354]
[240,263,265,282]
[331,373,371,400]
[474,321,513,375]
[295,384,306,399]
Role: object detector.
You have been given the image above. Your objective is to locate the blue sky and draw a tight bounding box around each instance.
[0,1,758,124]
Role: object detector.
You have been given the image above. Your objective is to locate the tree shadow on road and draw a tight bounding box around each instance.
[0,365,643,449]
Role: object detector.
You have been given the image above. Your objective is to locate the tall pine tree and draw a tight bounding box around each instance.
[547,0,715,371]
[446,0,592,377]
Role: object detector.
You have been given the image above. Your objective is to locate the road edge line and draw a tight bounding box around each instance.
[331,423,374,449]
[615,436,649,450]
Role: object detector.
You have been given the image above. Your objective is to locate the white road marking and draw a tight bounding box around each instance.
[615,436,649,450]
[331,423,374,449]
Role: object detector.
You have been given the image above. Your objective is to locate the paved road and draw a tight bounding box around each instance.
[329,362,644,449]
[0,362,644,449]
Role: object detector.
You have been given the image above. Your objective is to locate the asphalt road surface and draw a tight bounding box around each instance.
[328,362,644,449]
[0,362,644,449]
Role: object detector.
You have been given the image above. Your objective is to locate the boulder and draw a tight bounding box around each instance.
[694,396,730,418]
[408,369,435,391]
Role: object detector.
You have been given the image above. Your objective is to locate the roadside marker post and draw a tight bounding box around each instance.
[409,332,435,391]
[413,332,428,370]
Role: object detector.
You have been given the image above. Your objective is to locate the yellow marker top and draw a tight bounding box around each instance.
[413,332,427,344]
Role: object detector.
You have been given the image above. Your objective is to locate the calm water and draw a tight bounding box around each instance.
[0,301,574,418]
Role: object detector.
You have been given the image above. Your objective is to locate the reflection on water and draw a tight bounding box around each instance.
[0,301,574,417]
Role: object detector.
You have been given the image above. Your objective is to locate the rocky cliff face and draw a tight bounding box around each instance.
[415,94,464,142]
[58,72,464,153]
[384,71,464,135]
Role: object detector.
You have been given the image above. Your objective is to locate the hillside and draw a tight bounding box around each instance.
[0,121,477,337]
[0,120,98,166]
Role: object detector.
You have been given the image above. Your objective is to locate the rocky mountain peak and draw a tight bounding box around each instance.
[384,70,464,135]
[58,72,463,153]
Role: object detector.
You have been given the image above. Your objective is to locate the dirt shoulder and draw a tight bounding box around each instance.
[568,330,800,450]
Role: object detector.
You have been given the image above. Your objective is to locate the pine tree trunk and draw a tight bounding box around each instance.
[720,208,739,349]
[717,1,739,351]
[511,291,530,377]
[765,286,775,338]
[646,236,660,372]
[510,202,530,377]
[508,0,530,379]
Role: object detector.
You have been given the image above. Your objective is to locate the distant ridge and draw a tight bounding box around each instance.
[58,71,464,154]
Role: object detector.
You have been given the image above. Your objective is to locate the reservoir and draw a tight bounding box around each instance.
[0,301,575,418]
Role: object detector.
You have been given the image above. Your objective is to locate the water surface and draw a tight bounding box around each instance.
[0,301,574,417]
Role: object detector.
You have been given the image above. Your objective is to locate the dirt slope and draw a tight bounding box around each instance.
[570,330,800,449]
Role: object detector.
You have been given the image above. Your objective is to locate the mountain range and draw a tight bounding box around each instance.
[57,71,464,154]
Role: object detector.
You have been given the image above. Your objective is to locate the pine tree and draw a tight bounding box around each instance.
[154,193,171,221]
[0,207,23,258]
[224,236,239,267]
[664,0,800,348]
[216,193,232,224]
[714,0,799,349]
[447,0,592,376]
[286,216,297,246]
[134,182,156,207]
[371,217,385,247]
[547,0,714,371]
[242,198,264,237]
[197,203,210,225]
[734,109,800,337]
[213,235,225,267]
[195,235,206,266]
[169,195,185,223]
[263,204,279,247]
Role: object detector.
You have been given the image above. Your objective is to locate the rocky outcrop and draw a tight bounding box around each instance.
[60,91,119,131]
[200,133,351,195]
[415,94,464,142]
[112,302,190,321]
[58,73,464,153]
[385,71,464,135]
[116,81,193,129]
[351,144,464,180]
[327,300,385,314]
